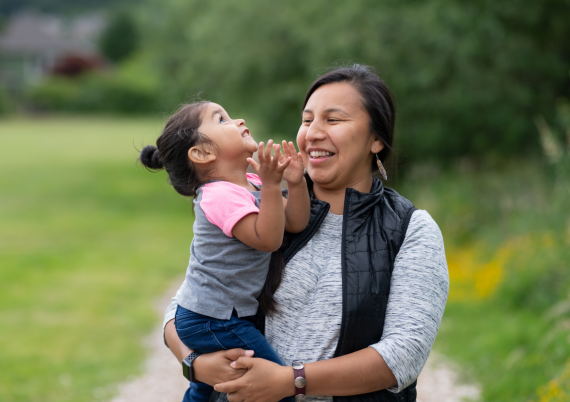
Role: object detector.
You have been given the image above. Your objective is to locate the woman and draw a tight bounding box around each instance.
[163,65,449,402]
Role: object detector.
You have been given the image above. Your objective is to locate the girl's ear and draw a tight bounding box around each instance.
[370,137,385,154]
[188,145,217,164]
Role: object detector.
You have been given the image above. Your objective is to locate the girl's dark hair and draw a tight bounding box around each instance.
[140,101,211,197]
[303,64,396,177]
[260,65,397,315]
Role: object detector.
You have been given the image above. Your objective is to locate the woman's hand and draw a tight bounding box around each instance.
[193,349,255,387]
[278,140,305,185]
[214,357,295,402]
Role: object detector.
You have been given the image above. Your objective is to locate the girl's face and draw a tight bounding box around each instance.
[198,103,258,160]
[297,82,384,190]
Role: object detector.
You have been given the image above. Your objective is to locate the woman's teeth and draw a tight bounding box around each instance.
[310,151,334,158]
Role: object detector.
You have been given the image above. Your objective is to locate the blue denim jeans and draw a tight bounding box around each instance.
[175,305,293,402]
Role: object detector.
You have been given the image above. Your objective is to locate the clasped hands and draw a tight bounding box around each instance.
[194,348,294,402]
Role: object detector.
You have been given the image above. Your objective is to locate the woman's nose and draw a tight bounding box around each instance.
[305,120,327,142]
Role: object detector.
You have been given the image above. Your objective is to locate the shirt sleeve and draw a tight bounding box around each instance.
[162,281,185,347]
[369,210,449,392]
[246,173,262,186]
[200,182,259,237]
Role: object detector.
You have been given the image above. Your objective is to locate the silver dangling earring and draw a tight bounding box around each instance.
[376,154,388,180]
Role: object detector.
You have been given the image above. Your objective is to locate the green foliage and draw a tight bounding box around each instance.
[27,62,160,114]
[0,0,135,16]
[0,117,192,402]
[0,83,11,115]
[398,159,570,401]
[99,10,140,63]
[138,0,570,163]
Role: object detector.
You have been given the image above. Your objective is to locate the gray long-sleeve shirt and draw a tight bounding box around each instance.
[163,210,449,399]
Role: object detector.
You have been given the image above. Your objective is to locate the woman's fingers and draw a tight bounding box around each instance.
[229,356,255,370]
[214,378,242,394]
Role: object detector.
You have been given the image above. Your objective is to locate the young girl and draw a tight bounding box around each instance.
[140,101,309,402]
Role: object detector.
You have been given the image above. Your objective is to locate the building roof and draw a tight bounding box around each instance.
[0,11,104,56]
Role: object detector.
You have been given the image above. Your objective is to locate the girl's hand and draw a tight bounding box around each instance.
[214,357,295,402]
[247,140,291,186]
[193,349,255,386]
[278,141,305,185]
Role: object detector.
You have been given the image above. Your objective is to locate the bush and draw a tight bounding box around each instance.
[27,68,160,114]
[0,83,12,115]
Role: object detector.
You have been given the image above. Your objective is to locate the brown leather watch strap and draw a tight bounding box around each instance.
[292,362,306,395]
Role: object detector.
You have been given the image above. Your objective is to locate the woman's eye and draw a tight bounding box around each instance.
[328,119,339,122]
[303,119,312,124]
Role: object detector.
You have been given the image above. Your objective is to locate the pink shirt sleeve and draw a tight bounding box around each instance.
[246,173,262,186]
[200,181,259,237]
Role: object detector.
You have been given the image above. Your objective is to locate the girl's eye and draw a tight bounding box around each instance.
[219,116,226,123]
[328,119,339,122]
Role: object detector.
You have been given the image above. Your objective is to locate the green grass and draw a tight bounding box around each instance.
[397,160,570,401]
[0,117,199,402]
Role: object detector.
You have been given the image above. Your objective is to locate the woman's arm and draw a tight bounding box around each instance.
[162,285,253,386]
[215,348,396,401]
[215,210,449,400]
[370,210,449,391]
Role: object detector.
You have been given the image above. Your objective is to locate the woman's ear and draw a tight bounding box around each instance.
[371,137,385,154]
[188,144,216,165]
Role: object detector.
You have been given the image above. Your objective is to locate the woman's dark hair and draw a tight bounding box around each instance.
[260,65,397,315]
[140,101,211,197]
[303,64,396,177]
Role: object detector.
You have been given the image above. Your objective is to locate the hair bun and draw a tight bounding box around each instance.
[140,145,164,170]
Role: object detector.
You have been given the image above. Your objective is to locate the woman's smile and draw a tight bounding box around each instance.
[307,148,335,164]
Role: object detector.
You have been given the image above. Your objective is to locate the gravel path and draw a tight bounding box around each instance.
[109,286,480,402]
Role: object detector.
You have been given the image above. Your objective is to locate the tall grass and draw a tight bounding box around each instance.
[397,152,570,400]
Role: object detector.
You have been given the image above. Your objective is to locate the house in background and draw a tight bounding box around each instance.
[0,11,105,94]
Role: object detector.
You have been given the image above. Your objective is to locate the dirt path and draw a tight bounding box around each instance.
[109,286,480,402]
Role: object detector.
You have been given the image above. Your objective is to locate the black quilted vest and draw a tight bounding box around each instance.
[257,176,418,402]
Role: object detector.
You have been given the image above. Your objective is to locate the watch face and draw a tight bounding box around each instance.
[182,361,191,381]
[292,361,304,370]
[294,376,306,388]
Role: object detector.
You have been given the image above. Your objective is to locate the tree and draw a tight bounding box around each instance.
[99,10,139,63]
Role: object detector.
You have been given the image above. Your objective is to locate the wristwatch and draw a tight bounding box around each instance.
[182,352,202,383]
[292,361,306,395]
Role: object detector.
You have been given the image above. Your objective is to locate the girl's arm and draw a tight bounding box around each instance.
[233,141,291,252]
[280,141,310,233]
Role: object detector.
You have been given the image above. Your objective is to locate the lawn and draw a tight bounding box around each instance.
[0,117,198,402]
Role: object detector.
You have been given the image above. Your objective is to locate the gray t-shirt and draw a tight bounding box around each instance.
[177,175,273,320]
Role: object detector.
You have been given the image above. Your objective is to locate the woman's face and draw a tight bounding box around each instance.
[297,82,383,190]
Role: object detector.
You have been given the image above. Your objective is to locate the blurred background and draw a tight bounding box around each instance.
[0,1,569,401]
